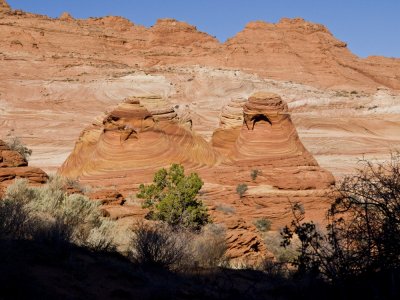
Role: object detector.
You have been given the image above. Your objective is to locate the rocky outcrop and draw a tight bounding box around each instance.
[233,92,316,165]
[59,97,221,180]
[0,0,10,12]
[0,139,48,195]
[223,18,400,90]
[219,97,247,129]
[0,140,27,167]
[0,4,398,262]
[212,92,334,190]
[0,8,398,89]
[59,12,73,21]
[59,92,335,262]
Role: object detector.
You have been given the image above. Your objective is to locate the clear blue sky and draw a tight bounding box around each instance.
[7,0,399,58]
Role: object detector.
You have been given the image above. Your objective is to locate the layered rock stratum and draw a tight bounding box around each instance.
[0,0,399,261]
[0,139,48,196]
[0,2,398,176]
[59,92,334,261]
[0,0,10,12]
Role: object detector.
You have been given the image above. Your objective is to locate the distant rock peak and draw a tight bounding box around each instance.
[244,17,330,34]
[59,12,74,21]
[0,0,10,11]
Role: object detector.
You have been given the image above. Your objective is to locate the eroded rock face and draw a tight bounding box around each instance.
[0,5,398,262]
[224,18,400,90]
[0,0,10,12]
[220,97,247,129]
[233,92,317,165]
[212,92,334,191]
[59,97,221,180]
[59,12,73,21]
[0,9,399,176]
[59,92,334,262]
[0,139,48,195]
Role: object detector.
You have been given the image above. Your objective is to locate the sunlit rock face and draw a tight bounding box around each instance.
[232,92,317,165]
[211,92,334,190]
[0,0,10,12]
[0,139,48,196]
[58,96,221,181]
[59,92,335,263]
[60,92,332,187]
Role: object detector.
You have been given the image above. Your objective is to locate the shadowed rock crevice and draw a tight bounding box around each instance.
[245,114,272,130]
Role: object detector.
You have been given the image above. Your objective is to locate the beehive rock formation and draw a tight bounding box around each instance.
[233,92,316,164]
[0,6,399,176]
[59,97,221,181]
[59,92,334,262]
[0,139,48,196]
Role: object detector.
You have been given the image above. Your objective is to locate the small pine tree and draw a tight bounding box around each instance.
[137,164,210,231]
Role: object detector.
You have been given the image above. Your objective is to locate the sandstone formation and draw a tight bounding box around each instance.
[0,5,399,176]
[59,92,334,261]
[59,12,73,22]
[224,18,400,90]
[211,93,334,191]
[0,2,399,262]
[0,7,399,90]
[0,0,10,12]
[59,97,221,181]
[0,139,48,196]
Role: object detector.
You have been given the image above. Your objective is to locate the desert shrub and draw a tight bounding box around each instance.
[281,153,400,282]
[236,183,248,198]
[250,169,261,181]
[0,197,32,239]
[190,224,227,268]
[130,222,189,269]
[254,217,272,232]
[6,137,32,161]
[4,176,38,205]
[85,219,116,251]
[137,164,210,231]
[1,178,115,250]
[264,231,299,263]
[260,259,290,278]
[65,177,91,193]
[215,204,236,214]
[29,216,73,246]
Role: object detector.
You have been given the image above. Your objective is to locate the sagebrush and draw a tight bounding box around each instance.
[1,177,115,250]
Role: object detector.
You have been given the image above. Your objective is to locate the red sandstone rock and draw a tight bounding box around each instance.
[0,4,399,262]
[59,12,73,22]
[87,190,126,205]
[0,139,48,194]
[58,93,334,262]
[0,0,10,12]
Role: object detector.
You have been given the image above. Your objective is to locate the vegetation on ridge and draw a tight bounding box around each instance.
[6,136,32,161]
[0,156,399,298]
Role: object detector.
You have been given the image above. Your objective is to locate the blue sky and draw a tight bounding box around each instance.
[7,0,399,58]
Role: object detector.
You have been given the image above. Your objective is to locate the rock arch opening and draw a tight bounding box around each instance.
[245,114,272,130]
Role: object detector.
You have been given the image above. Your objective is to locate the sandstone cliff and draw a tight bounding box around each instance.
[0,8,398,90]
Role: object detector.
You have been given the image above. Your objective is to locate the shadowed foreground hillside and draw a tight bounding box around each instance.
[0,241,399,299]
[1,239,398,300]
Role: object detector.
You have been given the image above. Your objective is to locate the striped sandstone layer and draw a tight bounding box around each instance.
[59,92,334,262]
